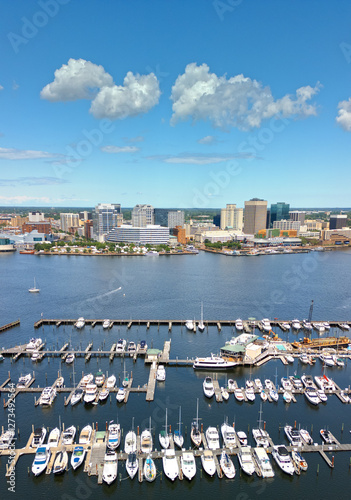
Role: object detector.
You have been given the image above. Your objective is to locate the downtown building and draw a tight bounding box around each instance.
[106,225,170,245]
[269,202,290,228]
[243,199,267,234]
[93,203,122,241]
[168,210,185,228]
[60,213,80,233]
[132,204,155,227]
[220,204,243,231]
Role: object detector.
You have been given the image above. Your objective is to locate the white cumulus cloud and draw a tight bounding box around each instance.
[40,58,114,101]
[336,98,351,131]
[171,63,321,130]
[198,135,217,145]
[101,145,139,153]
[0,85,3,91]
[0,147,59,160]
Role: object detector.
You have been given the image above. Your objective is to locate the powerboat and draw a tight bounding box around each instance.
[228,379,236,391]
[32,427,47,448]
[314,375,336,391]
[317,389,328,402]
[237,431,248,446]
[340,322,350,331]
[220,451,235,479]
[284,426,302,446]
[235,318,244,331]
[206,426,220,450]
[181,451,196,480]
[201,450,216,476]
[264,379,274,390]
[56,376,64,388]
[139,340,148,352]
[203,377,215,398]
[127,341,136,356]
[292,319,302,331]
[99,388,109,402]
[163,449,179,481]
[116,339,126,354]
[291,450,308,471]
[254,447,274,478]
[26,338,42,352]
[39,386,57,406]
[71,387,84,406]
[252,427,270,448]
[320,429,334,444]
[254,378,263,390]
[238,446,255,475]
[116,387,126,403]
[272,445,294,475]
[301,375,316,389]
[270,389,279,402]
[283,391,292,403]
[193,355,236,370]
[260,390,268,402]
[302,319,313,331]
[221,387,229,400]
[314,322,325,333]
[79,425,92,445]
[65,353,75,365]
[62,425,76,445]
[156,365,166,381]
[300,353,309,364]
[17,373,33,388]
[126,452,138,479]
[47,427,60,448]
[31,351,40,362]
[124,429,137,454]
[304,387,320,405]
[95,370,105,387]
[285,355,294,364]
[144,455,157,482]
[261,318,271,332]
[300,429,313,445]
[221,422,237,448]
[290,375,303,390]
[71,446,86,470]
[84,383,97,404]
[185,320,195,331]
[320,352,335,367]
[107,422,121,450]
[106,375,116,389]
[339,390,350,403]
[80,373,94,387]
[102,319,111,329]
[102,450,118,485]
[334,356,345,367]
[281,377,293,391]
[140,428,153,454]
[245,387,255,402]
[53,450,68,475]
[234,388,245,401]
[75,317,85,329]
[0,429,15,450]
[32,445,50,475]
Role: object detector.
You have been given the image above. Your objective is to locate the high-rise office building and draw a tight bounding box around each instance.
[132,204,155,227]
[168,210,185,228]
[220,204,243,231]
[270,202,290,227]
[79,211,93,221]
[243,198,267,234]
[28,211,45,223]
[93,203,121,240]
[60,213,80,232]
[290,210,306,224]
[154,208,169,227]
[329,214,347,230]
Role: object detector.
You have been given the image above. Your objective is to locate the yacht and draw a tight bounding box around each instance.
[80,373,94,387]
[127,341,136,356]
[102,450,118,485]
[144,455,157,482]
[53,450,68,475]
[238,446,255,475]
[32,427,47,448]
[47,427,60,448]
[95,370,105,387]
[71,446,86,470]
[261,318,271,332]
[254,447,274,478]
[203,377,215,398]
[281,377,293,391]
[198,302,205,332]
[221,422,237,448]
[290,375,303,390]
[84,383,97,404]
[126,452,138,480]
[39,386,57,406]
[32,445,50,475]
[181,451,196,480]
[254,378,263,390]
[71,387,84,406]
[156,365,166,381]
[116,387,126,403]
[75,317,85,329]
[206,426,220,450]
[140,424,153,454]
[220,451,236,479]
[124,428,137,454]
[317,389,328,402]
[174,407,184,448]
[29,278,40,293]
[62,425,76,445]
[26,338,42,352]
[302,319,313,331]
[107,422,121,450]
[320,352,335,367]
[292,319,302,331]
[235,318,244,332]
[163,449,179,481]
[237,431,248,446]
[185,319,195,331]
[300,429,313,445]
[116,339,126,354]
[291,450,308,471]
[159,409,170,449]
[99,388,109,402]
[106,375,116,389]
[79,425,92,445]
[272,445,294,475]
[102,319,111,329]
[17,373,33,388]
[0,429,15,450]
[304,387,320,405]
[194,355,236,370]
[31,350,40,362]
[201,450,216,476]
[65,353,75,365]
[284,425,302,446]
[234,387,245,401]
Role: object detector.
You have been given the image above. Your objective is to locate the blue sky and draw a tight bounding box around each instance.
[0,0,351,208]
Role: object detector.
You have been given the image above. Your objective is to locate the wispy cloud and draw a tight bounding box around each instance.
[123,135,144,143]
[12,81,19,91]
[197,135,217,145]
[0,147,63,161]
[101,145,140,153]
[0,85,3,91]
[0,177,69,187]
[146,152,257,165]
[0,195,50,204]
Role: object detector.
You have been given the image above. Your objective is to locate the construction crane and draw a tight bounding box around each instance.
[308,300,314,323]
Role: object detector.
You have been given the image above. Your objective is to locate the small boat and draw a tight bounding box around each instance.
[281,377,293,391]
[285,355,294,363]
[62,425,76,445]
[220,451,235,479]
[320,429,334,444]
[238,446,255,475]
[254,447,274,478]
[29,278,40,293]
[334,357,345,367]
[79,425,92,444]
[272,445,294,475]
[261,318,272,332]
[99,388,109,402]
[206,426,220,450]
[201,450,216,476]
[264,379,274,390]
[254,378,263,390]
[304,387,320,405]
[116,387,126,403]
[314,322,325,333]
[39,386,57,406]
[102,450,118,485]
[320,353,335,367]
[139,340,148,352]
[126,452,138,480]
[290,375,303,390]
[102,319,111,329]
[185,319,194,331]
[31,351,40,362]
[323,322,330,330]
[140,424,153,454]
[300,353,309,364]
[234,387,245,402]
[84,383,97,404]
[193,354,236,370]
[221,422,236,448]
[162,449,179,481]
[80,373,94,387]
[53,450,68,475]
[32,445,50,475]
[17,373,33,388]
[26,338,42,352]
[47,427,60,448]
[228,379,236,391]
[235,318,244,331]
[198,302,205,332]
[181,451,196,480]
[95,370,105,387]
[65,353,75,365]
[292,319,302,331]
[252,427,270,448]
[56,376,64,388]
[302,319,313,331]
[340,322,350,331]
[174,407,184,448]
[237,431,248,446]
[260,390,268,402]
[32,427,47,448]
[75,317,85,329]
[203,377,215,398]
[283,391,292,403]
[144,455,157,482]
[71,445,86,470]
[106,375,116,389]
[284,426,302,446]
[127,341,136,356]
[124,428,137,454]
[301,375,316,389]
[221,387,229,400]
[71,387,84,406]
[156,365,166,381]
[291,450,308,471]
[245,387,255,402]
[317,389,328,403]
[107,422,121,450]
[270,389,279,402]
[300,429,313,445]
[159,408,170,449]
[0,429,15,450]
[116,339,126,353]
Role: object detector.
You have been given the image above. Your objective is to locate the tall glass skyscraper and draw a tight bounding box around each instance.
[93,203,121,240]
[269,202,290,228]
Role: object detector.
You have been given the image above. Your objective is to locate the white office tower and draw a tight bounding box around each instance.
[132,204,155,227]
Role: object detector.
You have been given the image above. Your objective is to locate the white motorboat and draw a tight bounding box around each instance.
[201,450,216,476]
[29,278,40,293]
[238,446,255,475]
[281,322,291,330]
[62,425,76,445]
[26,338,42,352]
[228,379,236,391]
[300,353,309,364]
[290,375,303,390]
[221,422,237,448]
[107,422,121,450]
[254,447,274,478]
[260,390,268,402]
[261,318,271,332]
[203,376,215,398]
[102,319,111,329]
[159,409,170,449]
[235,318,244,331]
[53,450,68,475]
[317,389,328,402]
[272,445,294,475]
[31,350,40,362]
[291,450,308,471]
[302,319,313,331]
[284,425,302,446]
[314,374,336,391]
[84,383,97,404]
[139,340,148,352]
[334,356,345,367]
[181,451,196,480]
[185,319,195,331]
[292,319,302,331]
[340,323,350,331]
[281,377,293,391]
[17,373,33,388]
[116,387,126,403]
[71,387,84,406]
[79,425,92,445]
[320,352,335,367]
[245,387,255,402]
[99,388,109,402]
[301,375,316,389]
[47,427,60,448]
[65,353,75,365]
[283,391,292,403]
[32,445,50,475]
[194,355,236,370]
[254,378,263,390]
[206,426,220,450]
[220,451,235,478]
[198,302,205,332]
[75,317,85,329]
[102,450,118,485]
[237,431,248,446]
[56,376,64,388]
[264,379,274,390]
[106,375,116,389]
[125,428,137,454]
[156,365,166,381]
[80,373,94,387]
[285,355,294,363]
[0,429,15,450]
[323,322,330,331]
[174,407,184,448]
[32,427,47,448]
[163,448,179,481]
[320,429,334,444]
[270,389,279,402]
[71,446,86,470]
[126,452,138,479]
[314,322,325,333]
[116,339,126,354]
[300,429,313,445]
[221,386,229,400]
[304,387,320,405]
[127,341,136,356]
[140,427,153,454]
[95,370,105,387]
[144,455,157,482]
[252,427,270,448]
[39,386,57,406]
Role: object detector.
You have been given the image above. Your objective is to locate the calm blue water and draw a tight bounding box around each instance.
[0,249,351,499]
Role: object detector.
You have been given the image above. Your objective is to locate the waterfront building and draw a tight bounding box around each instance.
[322,228,351,242]
[106,224,170,245]
[154,208,169,227]
[168,210,185,229]
[0,237,16,252]
[220,204,243,231]
[243,199,267,234]
[132,204,154,227]
[272,220,301,233]
[173,226,187,245]
[289,210,306,224]
[270,202,290,227]
[329,214,348,230]
[194,229,243,244]
[60,213,80,233]
[22,221,52,234]
[93,203,121,241]
[304,220,323,231]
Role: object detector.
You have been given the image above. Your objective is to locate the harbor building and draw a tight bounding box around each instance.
[132,204,155,227]
[0,237,16,252]
[168,210,185,228]
[243,199,267,234]
[106,224,170,245]
[93,203,121,241]
[329,214,348,230]
[220,204,244,231]
[269,202,290,228]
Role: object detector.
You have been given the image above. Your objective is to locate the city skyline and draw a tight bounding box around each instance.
[1,1,351,208]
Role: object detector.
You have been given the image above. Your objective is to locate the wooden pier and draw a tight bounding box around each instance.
[0,319,20,333]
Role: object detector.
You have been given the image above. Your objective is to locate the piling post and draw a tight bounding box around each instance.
[317,464,319,475]
[332,456,335,467]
